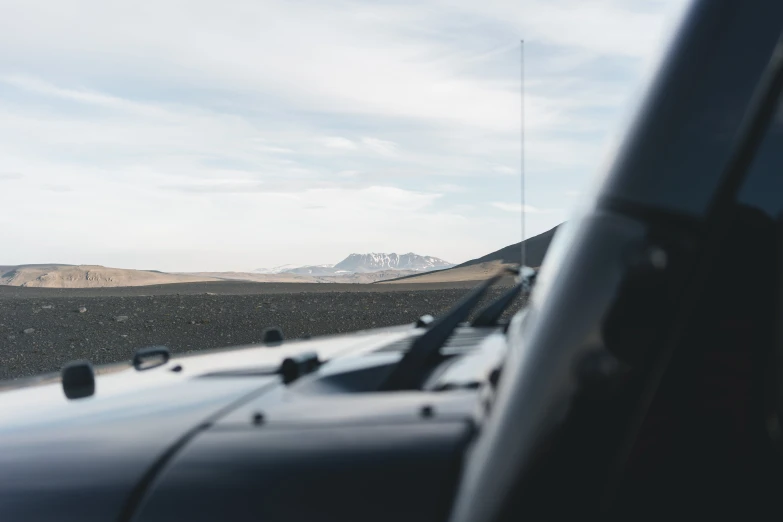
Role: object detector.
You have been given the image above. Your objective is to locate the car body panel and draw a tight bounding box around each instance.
[0,325,414,522]
[134,421,474,522]
[0,377,272,522]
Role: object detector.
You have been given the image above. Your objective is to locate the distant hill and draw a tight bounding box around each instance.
[252,264,299,274]
[379,260,515,285]
[454,225,561,269]
[0,264,74,273]
[0,264,434,288]
[380,225,562,284]
[254,252,453,277]
[0,265,221,288]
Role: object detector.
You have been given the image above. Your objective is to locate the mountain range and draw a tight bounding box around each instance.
[255,252,453,277]
[0,229,561,288]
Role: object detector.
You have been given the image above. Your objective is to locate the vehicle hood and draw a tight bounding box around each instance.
[0,325,413,522]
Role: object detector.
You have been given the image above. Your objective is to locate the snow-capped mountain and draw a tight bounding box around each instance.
[254,253,453,277]
[334,253,453,273]
[285,264,342,276]
[252,264,300,274]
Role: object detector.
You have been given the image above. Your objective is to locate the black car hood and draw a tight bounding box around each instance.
[0,376,273,521]
[0,326,413,522]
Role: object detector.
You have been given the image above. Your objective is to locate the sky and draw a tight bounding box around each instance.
[0,0,689,272]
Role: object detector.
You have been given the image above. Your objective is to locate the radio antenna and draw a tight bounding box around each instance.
[520,39,526,267]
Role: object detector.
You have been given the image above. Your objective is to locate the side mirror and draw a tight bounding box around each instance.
[520,265,538,293]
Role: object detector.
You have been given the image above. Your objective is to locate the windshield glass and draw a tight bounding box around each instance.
[0,0,687,382]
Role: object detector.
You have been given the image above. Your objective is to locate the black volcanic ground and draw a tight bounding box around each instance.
[0,280,525,381]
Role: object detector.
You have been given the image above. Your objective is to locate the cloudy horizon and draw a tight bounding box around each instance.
[0,0,688,272]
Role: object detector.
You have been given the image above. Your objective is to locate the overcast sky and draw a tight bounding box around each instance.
[0,0,688,272]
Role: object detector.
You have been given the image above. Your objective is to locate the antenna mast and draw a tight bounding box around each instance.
[520,40,526,267]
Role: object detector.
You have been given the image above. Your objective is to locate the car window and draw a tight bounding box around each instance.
[738,100,783,217]
[734,95,783,447]
[604,4,783,217]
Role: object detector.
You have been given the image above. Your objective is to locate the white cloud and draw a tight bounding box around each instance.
[255,145,294,154]
[162,180,267,193]
[0,0,685,134]
[41,184,73,192]
[0,180,501,270]
[1,74,146,111]
[318,136,358,150]
[361,137,398,157]
[429,0,688,60]
[337,170,360,177]
[492,164,517,175]
[491,202,557,214]
[432,183,467,193]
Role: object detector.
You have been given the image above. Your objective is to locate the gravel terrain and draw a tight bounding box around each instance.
[0,281,525,381]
